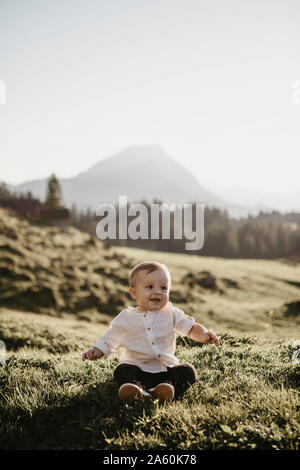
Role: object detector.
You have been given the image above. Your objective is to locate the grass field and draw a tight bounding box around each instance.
[116,247,300,337]
[0,245,299,450]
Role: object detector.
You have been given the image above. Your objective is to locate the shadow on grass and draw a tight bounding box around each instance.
[0,378,167,450]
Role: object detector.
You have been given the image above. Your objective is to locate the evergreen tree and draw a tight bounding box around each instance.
[44,174,63,208]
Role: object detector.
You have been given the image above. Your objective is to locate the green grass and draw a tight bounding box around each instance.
[1,241,300,450]
[0,308,299,450]
[1,208,300,450]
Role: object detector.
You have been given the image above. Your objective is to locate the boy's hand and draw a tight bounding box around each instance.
[188,323,220,347]
[82,347,103,361]
[205,330,220,348]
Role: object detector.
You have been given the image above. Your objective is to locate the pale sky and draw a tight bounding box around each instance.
[0,0,300,196]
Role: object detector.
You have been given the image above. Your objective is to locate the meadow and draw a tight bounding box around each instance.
[0,240,299,450]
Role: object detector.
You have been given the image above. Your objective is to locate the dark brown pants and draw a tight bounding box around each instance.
[114,362,197,399]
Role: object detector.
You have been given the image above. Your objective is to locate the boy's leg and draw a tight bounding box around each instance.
[114,364,169,389]
[114,363,152,400]
[113,363,145,387]
[167,363,197,398]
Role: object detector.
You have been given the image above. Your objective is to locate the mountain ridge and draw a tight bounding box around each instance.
[2,145,271,218]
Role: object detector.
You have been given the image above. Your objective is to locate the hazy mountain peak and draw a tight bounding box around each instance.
[3,145,278,217]
[78,145,173,180]
[118,144,167,157]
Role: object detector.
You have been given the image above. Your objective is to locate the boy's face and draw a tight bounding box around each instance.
[129,269,170,311]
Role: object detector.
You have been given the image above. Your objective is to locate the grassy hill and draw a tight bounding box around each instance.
[0,309,299,450]
[0,207,299,450]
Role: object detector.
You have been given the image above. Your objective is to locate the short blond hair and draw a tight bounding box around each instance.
[129,261,171,288]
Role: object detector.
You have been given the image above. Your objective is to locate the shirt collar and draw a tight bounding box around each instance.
[128,301,172,314]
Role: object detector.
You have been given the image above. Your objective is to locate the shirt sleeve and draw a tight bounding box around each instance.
[172,307,195,336]
[92,312,125,357]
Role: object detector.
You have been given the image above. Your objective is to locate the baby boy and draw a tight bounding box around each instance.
[82,261,220,402]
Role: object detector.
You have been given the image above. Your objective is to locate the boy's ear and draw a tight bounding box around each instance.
[129,287,136,300]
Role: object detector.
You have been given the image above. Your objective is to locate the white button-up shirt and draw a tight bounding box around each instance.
[93,301,195,372]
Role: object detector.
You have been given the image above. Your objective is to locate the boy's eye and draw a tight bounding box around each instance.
[145,285,168,290]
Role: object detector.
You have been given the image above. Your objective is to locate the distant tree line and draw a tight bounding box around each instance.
[1,181,299,259]
[70,201,300,260]
[0,182,33,200]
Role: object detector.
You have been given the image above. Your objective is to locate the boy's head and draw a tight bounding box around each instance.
[129,261,171,311]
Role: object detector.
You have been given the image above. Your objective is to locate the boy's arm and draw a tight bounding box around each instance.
[187,322,220,347]
[82,314,125,362]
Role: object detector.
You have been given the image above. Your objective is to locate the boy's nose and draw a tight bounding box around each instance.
[152,288,163,295]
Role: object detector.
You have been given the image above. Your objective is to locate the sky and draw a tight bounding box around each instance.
[0,0,300,201]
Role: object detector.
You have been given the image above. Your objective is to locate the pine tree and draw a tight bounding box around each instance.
[44,174,63,208]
